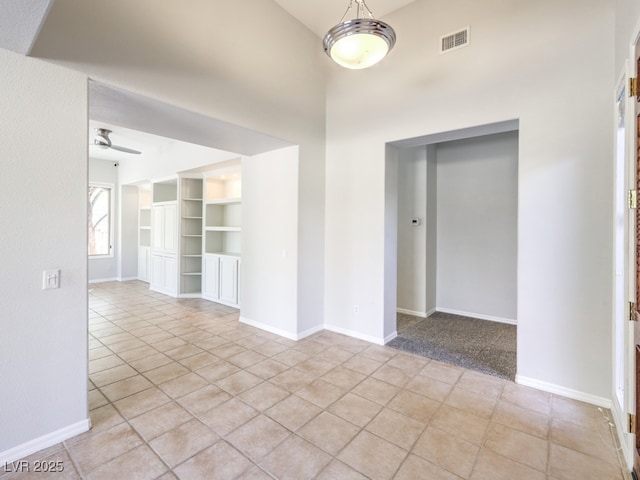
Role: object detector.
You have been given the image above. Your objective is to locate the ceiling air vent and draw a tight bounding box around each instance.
[440,27,469,53]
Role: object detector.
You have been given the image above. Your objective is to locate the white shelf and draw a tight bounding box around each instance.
[207,251,241,258]
[183,216,203,220]
[183,198,203,202]
[206,197,241,205]
[205,226,241,232]
[182,272,202,276]
[140,226,151,230]
[182,254,202,257]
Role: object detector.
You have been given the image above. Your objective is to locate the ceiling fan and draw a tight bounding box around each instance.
[93,128,141,155]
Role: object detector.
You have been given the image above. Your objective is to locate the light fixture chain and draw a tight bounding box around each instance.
[339,0,355,23]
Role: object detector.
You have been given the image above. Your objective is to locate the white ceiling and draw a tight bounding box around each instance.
[273,0,415,37]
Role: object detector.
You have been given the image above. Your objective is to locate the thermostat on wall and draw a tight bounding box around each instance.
[411,218,421,226]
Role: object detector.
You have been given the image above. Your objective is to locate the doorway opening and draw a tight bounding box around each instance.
[385,121,519,380]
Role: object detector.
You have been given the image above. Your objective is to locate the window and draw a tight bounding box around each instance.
[88,184,113,257]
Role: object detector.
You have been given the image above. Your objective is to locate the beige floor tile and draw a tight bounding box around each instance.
[113,387,171,420]
[271,348,310,367]
[116,345,160,363]
[328,392,382,427]
[128,352,173,373]
[419,361,464,384]
[342,355,384,375]
[196,360,241,382]
[245,358,290,379]
[485,423,548,472]
[456,371,505,398]
[175,384,232,415]
[269,368,316,392]
[387,353,429,375]
[471,449,546,480]
[412,426,479,478]
[173,441,252,480]
[158,372,209,398]
[551,396,610,427]
[217,370,264,395]
[501,382,552,415]
[445,385,499,419]
[107,338,147,353]
[294,357,336,377]
[315,346,355,365]
[144,362,191,385]
[406,375,453,402]
[199,398,258,436]
[366,408,426,450]
[164,344,204,361]
[431,405,490,445]
[228,350,269,369]
[151,337,188,352]
[550,416,619,466]
[394,454,462,480]
[298,411,360,455]
[99,375,153,402]
[338,430,407,480]
[266,394,322,431]
[493,400,550,439]
[226,414,291,460]
[67,423,143,475]
[388,390,440,423]
[322,366,366,390]
[177,351,218,370]
[88,345,114,361]
[261,435,332,480]
[251,341,290,357]
[315,460,369,480]
[67,404,124,445]
[89,364,138,387]
[89,354,125,374]
[238,382,290,411]
[351,377,400,406]
[85,445,166,480]
[88,388,109,411]
[359,345,397,363]
[237,466,273,480]
[129,401,194,441]
[371,364,413,388]
[295,378,348,408]
[149,418,218,467]
[210,343,246,359]
[548,443,625,480]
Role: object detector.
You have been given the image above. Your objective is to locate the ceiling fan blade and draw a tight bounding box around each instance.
[110,144,142,155]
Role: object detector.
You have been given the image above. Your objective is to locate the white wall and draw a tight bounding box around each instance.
[436,132,518,322]
[88,158,119,282]
[397,147,428,316]
[118,185,139,280]
[326,0,615,400]
[0,48,89,459]
[615,0,640,73]
[240,147,300,338]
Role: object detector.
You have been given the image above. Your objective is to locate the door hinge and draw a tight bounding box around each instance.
[630,413,637,434]
[629,189,637,209]
[630,77,639,97]
[629,301,637,321]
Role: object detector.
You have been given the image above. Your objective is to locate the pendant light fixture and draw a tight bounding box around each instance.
[323,0,396,70]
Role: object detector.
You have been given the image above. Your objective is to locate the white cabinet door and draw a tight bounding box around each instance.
[138,246,150,281]
[165,255,177,294]
[203,254,220,300]
[219,256,238,305]
[151,207,164,250]
[163,204,177,253]
[151,254,165,290]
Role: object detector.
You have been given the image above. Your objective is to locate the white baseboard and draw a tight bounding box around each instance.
[324,324,388,346]
[0,418,90,464]
[118,277,138,282]
[515,375,612,409]
[436,307,517,325]
[397,308,426,318]
[239,316,323,341]
[88,277,118,284]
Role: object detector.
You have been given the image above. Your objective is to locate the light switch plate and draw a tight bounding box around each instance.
[43,269,60,290]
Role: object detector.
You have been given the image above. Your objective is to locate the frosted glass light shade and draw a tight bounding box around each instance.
[323,18,396,70]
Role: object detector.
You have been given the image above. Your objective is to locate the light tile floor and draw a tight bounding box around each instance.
[2,281,631,479]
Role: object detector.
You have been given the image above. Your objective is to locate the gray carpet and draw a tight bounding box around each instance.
[388,311,516,381]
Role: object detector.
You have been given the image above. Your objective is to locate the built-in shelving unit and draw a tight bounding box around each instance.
[138,185,152,282]
[180,177,204,296]
[202,173,241,307]
[150,179,178,296]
